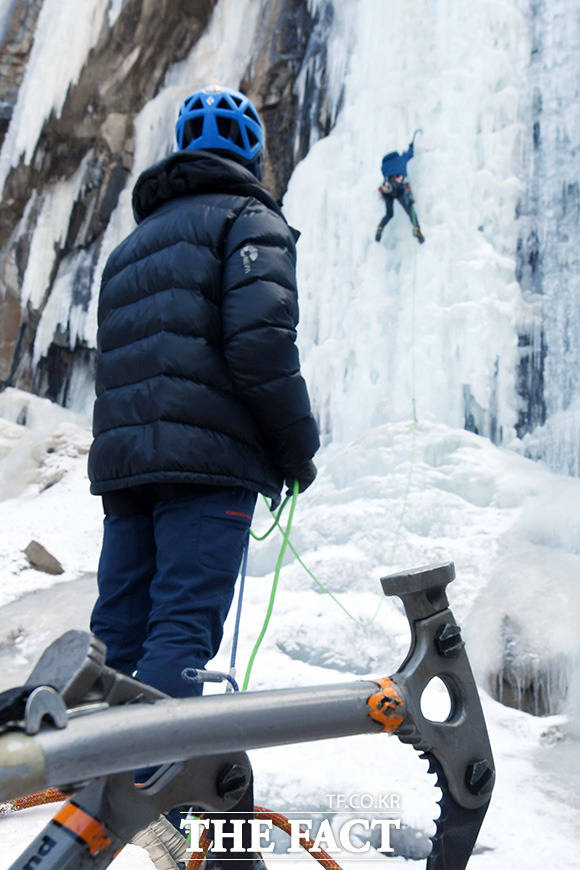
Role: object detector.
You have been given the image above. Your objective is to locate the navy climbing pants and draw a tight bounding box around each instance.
[378,187,417,232]
[90,487,256,698]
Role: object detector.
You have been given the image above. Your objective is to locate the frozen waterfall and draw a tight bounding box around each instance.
[286,0,578,468]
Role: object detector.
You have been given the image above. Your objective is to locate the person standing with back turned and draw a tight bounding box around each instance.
[87,85,319,867]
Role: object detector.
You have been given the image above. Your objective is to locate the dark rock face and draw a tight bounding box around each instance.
[0,0,334,410]
[241,0,335,201]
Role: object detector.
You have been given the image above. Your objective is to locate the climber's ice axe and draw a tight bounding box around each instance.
[0,561,493,869]
[411,128,423,146]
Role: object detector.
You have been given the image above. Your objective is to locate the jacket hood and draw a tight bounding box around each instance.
[132,150,283,224]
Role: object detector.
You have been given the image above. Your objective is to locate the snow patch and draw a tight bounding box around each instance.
[0,390,100,603]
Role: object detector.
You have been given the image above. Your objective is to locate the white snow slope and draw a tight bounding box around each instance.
[1,0,579,868]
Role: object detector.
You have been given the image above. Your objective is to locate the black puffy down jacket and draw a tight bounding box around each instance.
[88,151,319,501]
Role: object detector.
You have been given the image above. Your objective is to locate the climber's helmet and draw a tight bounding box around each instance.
[175,85,265,179]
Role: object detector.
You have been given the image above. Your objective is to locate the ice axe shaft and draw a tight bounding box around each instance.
[0,681,399,799]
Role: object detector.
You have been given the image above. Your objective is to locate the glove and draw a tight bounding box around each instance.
[284,459,317,495]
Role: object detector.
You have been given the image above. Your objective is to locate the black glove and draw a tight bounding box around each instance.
[284,459,317,495]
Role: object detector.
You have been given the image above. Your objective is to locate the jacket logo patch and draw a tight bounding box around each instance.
[240,244,258,274]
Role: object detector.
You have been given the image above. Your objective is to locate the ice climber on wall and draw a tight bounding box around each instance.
[87,85,319,867]
[375,140,425,244]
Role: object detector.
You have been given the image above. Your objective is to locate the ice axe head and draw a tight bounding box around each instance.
[381,562,495,869]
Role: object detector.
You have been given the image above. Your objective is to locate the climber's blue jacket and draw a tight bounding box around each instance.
[381,143,414,178]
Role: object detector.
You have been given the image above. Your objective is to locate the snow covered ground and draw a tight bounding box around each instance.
[0,390,578,868]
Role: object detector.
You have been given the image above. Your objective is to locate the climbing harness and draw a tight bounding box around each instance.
[0,562,494,869]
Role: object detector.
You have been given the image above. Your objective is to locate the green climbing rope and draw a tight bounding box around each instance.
[250,495,291,541]
[242,480,299,690]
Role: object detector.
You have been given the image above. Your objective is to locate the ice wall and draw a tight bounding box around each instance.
[0,0,334,412]
[284,0,579,477]
[515,0,580,475]
[285,0,529,447]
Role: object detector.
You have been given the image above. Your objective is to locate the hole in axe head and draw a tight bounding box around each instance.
[420,677,453,723]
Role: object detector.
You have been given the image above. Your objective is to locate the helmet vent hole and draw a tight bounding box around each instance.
[216,115,230,138]
[217,116,243,148]
[247,129,258,148]
[244,106,259,124]
[216,97,230,109]
[184,117,203,144]
[190,98,203,111]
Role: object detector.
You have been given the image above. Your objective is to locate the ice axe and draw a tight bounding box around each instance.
[411,128,423,146]
[0,561,494,868]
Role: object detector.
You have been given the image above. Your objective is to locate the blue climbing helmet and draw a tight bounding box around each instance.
[175,85,265,178]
